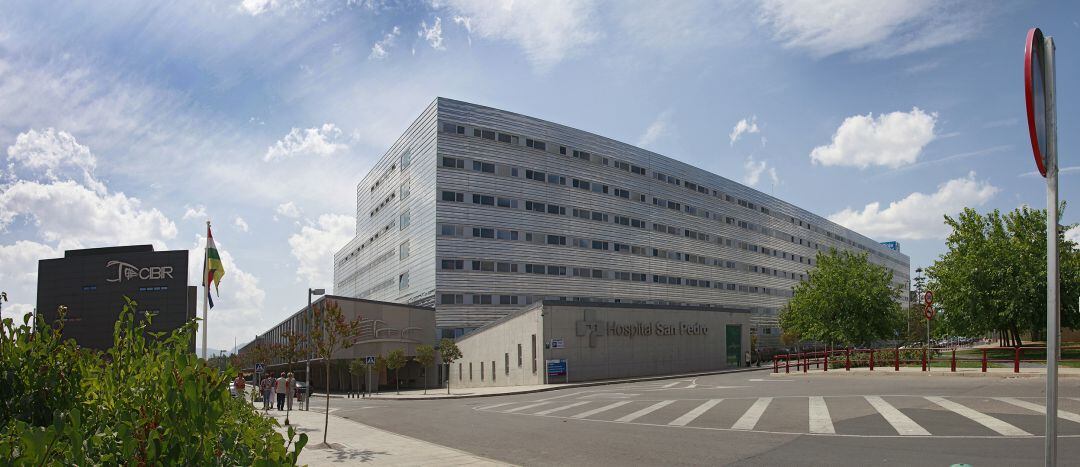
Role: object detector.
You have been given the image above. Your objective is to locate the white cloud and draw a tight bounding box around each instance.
[287,213,354,286]
[1067,225,1080,245]
[729,116,759,146]
[759,0,983,59]
[420,17,445,50]
[183,204,207,220]
[810,107,937,169]
[636,110,673,148]
[369,26,401,60]
[0,240,61,322]
[234,216,249,232]
[6,128,97,186]
[742,156,779,188]
[237,0,281,16]
[263,123,348,161]
[440,0,600,70]
[275,201,302,219]
[827,172,999,240]
[452,16,472,45]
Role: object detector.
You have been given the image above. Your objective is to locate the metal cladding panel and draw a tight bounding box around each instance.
[36,248,192,350]
[338,98,909,333]
[333,100,438,306]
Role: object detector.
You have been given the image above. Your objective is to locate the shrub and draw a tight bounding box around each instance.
[0,298,306,465]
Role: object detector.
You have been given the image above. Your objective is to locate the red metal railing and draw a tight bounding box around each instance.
[771,346,1080,374]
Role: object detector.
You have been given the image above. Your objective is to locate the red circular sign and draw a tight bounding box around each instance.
[1025,27,1048,177]
[925,305,934,321]
[924,290,934,306]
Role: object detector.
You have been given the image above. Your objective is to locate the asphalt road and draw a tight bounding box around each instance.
[329,370,1080,466]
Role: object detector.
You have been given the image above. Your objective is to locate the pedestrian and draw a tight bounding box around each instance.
[260,374,273,410]
[286,372,296,411]
[744,350,751,367]
[234,374,246,399]
[275,372,287,411]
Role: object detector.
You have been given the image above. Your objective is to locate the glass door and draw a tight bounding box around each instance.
[726,325,742,367]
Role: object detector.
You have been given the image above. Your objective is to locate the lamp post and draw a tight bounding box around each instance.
[304,288,325,411]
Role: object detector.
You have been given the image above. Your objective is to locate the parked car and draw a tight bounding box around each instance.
[294,381,308,399]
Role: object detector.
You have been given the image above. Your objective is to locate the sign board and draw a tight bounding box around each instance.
[255,363,264,373]
[1025,27,1050,177]
[925,305,934,321]
[879,241,899,251]
[364,356,376,365]
[924,291,934,306]
[550,338,565,349]
[546,359,567,377]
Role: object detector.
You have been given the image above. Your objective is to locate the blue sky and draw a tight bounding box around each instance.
[1,0,1077,352]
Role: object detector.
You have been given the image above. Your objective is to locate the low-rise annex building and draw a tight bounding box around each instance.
[452,301,750,388]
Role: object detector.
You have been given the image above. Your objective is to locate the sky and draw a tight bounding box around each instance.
[1,0,1078,353]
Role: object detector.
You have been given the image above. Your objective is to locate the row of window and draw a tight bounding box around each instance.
[357,278,394,299]
[369,190,396,217]
[367,160,398,194]
[442,119,905,270]
[138,286,169,292]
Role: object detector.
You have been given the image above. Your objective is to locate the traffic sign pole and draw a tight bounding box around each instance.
[1043,34,1059,467]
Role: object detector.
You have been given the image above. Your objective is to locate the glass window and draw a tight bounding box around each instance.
[481,130,495,140]
[496,229,518,241]
[472,227,494,238]
[400,149,412,170]
[399,241,410,260]
[439,224,458,236]
[398,271,409,290]
[472,194,494,205]
[441,191,463,202]
[442,157,464,169]
[497,133,512,143]
[399,210,410,230]
[472,161,495,173]
[531,335,537,373]
[496,197,517,208]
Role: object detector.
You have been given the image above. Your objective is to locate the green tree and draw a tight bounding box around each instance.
[385,349,407,395]
[438,338,462,395]
[414,344,435,395]
[779,249,902,347]
[307,300,362,446]
[374,354,387,394]
[348,358,368,397]
[927,206,1080,346]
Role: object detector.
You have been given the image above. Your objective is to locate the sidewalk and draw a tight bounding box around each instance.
[330,366,769,400]
[773,365,1080,378]
[262,406,511,466]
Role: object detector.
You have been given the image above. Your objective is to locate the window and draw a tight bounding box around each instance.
[472,227,494,238]
[572,150,590,161]
[399,210,410,230]
[441,191,463,202]
[592,184,607,194]
[442,123,456,133]
[399,180,411,200]
[459,363,462,381]
[525,264,545,274]
[399,241,410,260]
[526,139,546,151]
[470,362,473,380]
[546,266,566,276]
[547,235,566,245]
[591,212,608,222]
[439,224,460,236]
[497,133,512,143]
[400,149,412,170]
[505,354,510,375]
[546,204,565,215]
[546,173,565,185]
[492,361,496,381]
[531,334,537,373]
[525,169,545,182]
[614,188,630,198]
[471,260,495,272]
[511,167,519,177]
[472,194,495,206]
[442,156,464,169]
[481,130,495,140]
[496,197,517,208]
[526,201,545,212]
[496,262,518,273]
[441,293,463,304]
[472,161,495,173]
[472,294,493,304]
[496,229,518,241]
[398,271,409,290]
[499,295,519,305]
[560,146,567,155]
[517,344,523,367]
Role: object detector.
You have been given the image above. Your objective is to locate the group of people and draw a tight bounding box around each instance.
[259,372,299,411]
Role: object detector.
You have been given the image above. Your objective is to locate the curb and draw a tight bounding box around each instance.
[769,370,1080,379]
[356,366,771,401]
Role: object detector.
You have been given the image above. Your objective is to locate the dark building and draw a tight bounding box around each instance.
[37,245,197,351]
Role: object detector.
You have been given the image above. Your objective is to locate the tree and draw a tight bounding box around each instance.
[374,354,387,394]
[927,206,1080,346]
[779,249,902,348]
[414,344,435,395]
[273,330,306,425]
[385,349,407,395]
[307,299,362,446]
[438,338,462,395]
[348,358,368,397]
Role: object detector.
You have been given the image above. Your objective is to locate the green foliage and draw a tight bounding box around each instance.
[779,249,903,347]
[437,338,462,395]
[927,206,1080,343]
[0,298,305,465]
[414,345,435,394]
[306,299,362,445]
[385,349,406,395]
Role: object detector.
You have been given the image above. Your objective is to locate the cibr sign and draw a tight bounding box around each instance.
[105,260,174,283]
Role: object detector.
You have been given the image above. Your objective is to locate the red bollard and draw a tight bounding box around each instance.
[921,348,927,371]
[785,355,790,373]
[981,349,987,372]
[846,349,851,371]
[951,348,956,372]
[894,348,900,371]
[1014,347,1020,373]
[869,349,875,371]
[803,353,808,373]
[824,351,829,372]
[773,356,778,373]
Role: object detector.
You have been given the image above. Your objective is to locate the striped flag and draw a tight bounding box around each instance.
[204,224,225,308]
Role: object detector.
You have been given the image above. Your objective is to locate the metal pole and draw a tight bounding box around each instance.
[202,220,210,360]
[305,289,311,410]
[1044,35,1059,467]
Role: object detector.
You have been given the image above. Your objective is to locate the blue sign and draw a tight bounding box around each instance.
[546,359,566,377]
[255,363,265,373]
[365,356,377,365]
[879,241,899,251]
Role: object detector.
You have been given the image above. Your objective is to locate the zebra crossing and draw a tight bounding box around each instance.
[474,395,1080,438]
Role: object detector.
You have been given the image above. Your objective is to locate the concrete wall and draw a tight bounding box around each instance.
[454,306,544,388]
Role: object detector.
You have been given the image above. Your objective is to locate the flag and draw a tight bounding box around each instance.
[204,224,225,308]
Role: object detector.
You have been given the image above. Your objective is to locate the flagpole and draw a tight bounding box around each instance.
[202,220,210,360]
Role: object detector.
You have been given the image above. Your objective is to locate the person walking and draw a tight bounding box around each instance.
[744,350,751,368]
[260,374,273,410]
[234,374,246,399]
[275,372,287,411]
[286,372,296,411]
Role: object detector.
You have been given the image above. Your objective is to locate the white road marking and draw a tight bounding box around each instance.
[502,402,550,413]
[995,397,1080,424]
[668,399,723,426]
[749,378,791,382]
[477,402,516,410]
[616,400,676,423]
[571,401,633,419]
[865,396,930,436]
[925,396,1031,436]
[661,382,681,388]
[731,397,772,430]
[808,396,835,434]
[533,401,591,416]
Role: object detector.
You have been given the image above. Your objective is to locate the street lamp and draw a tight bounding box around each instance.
[304,287,325,411]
